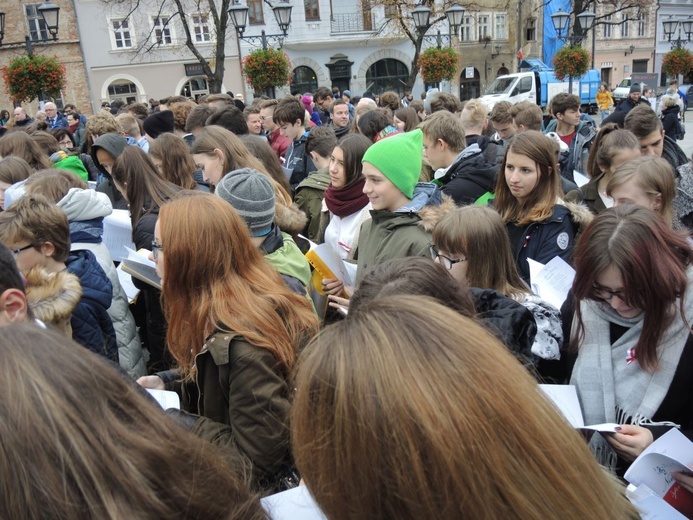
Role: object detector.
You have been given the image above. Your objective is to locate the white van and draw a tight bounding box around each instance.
[612,77,642,104]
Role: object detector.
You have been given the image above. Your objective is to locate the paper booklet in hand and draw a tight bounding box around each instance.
[624,428,693,519]
[120,247,161,290]
[304,242,355,298]
[539,385,619,433]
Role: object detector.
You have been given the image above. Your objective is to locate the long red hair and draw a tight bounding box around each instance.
[159,194,318,375]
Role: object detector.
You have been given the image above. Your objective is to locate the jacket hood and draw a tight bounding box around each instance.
[24,266,82,324]
[410,191,456,232]
[398,182,442,213]
[58,188,113,222]
[91,133,127,172]
[369,186,454,234]
[297,167,331,192]
[663,105,681,115]
[558,199,594,231]
[266,232,312,287]
[275,201,309,235]
[66,250,113,310]
[469,287,537,364]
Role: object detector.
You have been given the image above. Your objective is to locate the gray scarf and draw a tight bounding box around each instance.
[571,267,693,427]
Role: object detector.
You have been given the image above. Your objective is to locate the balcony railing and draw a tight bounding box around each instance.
[331,13,377,34]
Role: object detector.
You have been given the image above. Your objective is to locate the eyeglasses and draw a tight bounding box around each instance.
[260,115,273,121]
[592,283,627,302]
[12,244,34,258]
[429,245,466,270]
[151,240,163,259]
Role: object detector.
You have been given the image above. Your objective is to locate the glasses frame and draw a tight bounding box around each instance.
[12,244,34,258]
[429,245,466,270]
[592,283,627,302]
[151,240,163,260]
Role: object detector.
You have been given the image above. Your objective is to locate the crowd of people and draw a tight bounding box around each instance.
[0,84,692,518]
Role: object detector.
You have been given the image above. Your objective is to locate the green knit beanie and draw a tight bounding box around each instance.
[362,129,423,199]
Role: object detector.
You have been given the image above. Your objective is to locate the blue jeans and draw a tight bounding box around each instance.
[601,110,610,121]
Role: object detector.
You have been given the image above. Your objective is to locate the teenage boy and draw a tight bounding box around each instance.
[259,99,291,159]
[294,126,339,241]
[0,195,118,362]
[460,99,502,168]
[543,92,596,182]
[354,129,451,283]
[273,97,316,190]
[421,111,496,206]
[489,101,517,143]
[624,104,688,170]
[511,101,544,132]
[314,87,334,125]
[0,242,31,327]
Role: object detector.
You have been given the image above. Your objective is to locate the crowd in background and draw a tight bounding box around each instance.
[0,82,692,518]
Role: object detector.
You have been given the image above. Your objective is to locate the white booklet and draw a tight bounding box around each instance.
[146,389,180,410]
[527,256,575,310]
[538,385,619,432]
[624,429,693,519]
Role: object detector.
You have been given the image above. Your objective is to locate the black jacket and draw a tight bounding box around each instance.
[663,135,689,172]
[465,134,503,169]
[470,288,537,366]
[285,133,316,191]
[439,145,497,206]
[662,105,681,141]
[615,96,651,114]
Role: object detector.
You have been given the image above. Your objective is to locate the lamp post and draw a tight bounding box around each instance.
[662,16,693,50]
[412,3,464,49]
[228,0,292,97]
[0,2,61,57]
[550,8,595,94]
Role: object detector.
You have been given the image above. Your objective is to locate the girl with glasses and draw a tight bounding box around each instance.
[557,205,693,475]
[432,205,563,364]
[493,131,592,284]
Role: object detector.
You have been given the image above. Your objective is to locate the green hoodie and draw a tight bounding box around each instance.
[264,232,312,289]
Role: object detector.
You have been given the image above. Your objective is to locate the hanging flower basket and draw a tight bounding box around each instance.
[662,48,693,77]
[418,47,458,84]
[242,48,292,92]
[2,54,66,104]
[552,45,591,81]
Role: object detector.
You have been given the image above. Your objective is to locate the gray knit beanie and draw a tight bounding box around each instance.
[215,168,275,237]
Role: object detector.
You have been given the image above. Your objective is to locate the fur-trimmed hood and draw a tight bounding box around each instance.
[24,267,82,325]
[58,188,113,222]
[416,192,456,232]
[560,199,594,234]
[275,200,309,236]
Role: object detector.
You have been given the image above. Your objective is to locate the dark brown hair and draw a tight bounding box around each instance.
[148,133,197,190]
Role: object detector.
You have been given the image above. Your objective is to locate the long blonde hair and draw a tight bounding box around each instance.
[494,131,563,226]
[292,297,636,520]
[0,324,267,519]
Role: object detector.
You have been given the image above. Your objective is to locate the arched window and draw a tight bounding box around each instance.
[107,80,139,105]
[180,77,209,101]
[497,67,510,77]
[459,67,481,102]
[366,59,409,96]
[291,66,318,95]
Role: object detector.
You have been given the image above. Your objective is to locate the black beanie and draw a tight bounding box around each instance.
[143,110,175,139]
[629,83,640,94]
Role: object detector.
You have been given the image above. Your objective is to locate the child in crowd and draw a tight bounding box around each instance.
[494,131,591,284]
[0,324,267,519]
[607,156,677,228]
[0,156,33,210]
[138,194,318,492]
[574,124,641,214]
[292,298,636,519]
[543,92,596,182]
[557,206,693,474]
[294,126,338,241]
[354,129,452,283]
[272,97,316,190]
[0,195,118,362]
[432,205,563,363]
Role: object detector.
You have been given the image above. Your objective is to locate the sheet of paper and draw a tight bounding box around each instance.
[530,256,575,310]
[125,246,156,268]
[261,486,326,520]
[146,389,180,410]
[573,170,590,188]
[527,258,545,294]
[103,209,135,262]
[116,263,140,303]
[628,484,688,520]
[309,243,353,287]
[539,384,585,428]
[579,423,619,433]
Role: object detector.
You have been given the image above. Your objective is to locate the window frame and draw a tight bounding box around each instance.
[525,18,536,42]
[110,18,135,50]
[248,0,265,25]
[478,13,490,41]
[24,4,50,41]
[191,13,212,43]
[494,12,507,40]
[304,0,320,22]
[460,15,475,42]
[152,16,174,46]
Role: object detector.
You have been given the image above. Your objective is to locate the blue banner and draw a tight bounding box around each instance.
[544,0,571,65]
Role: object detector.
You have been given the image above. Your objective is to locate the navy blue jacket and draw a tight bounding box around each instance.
[66,249,118,362]
[507,204,576,284]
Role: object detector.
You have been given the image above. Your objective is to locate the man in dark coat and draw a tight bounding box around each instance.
[615,83,650,114]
